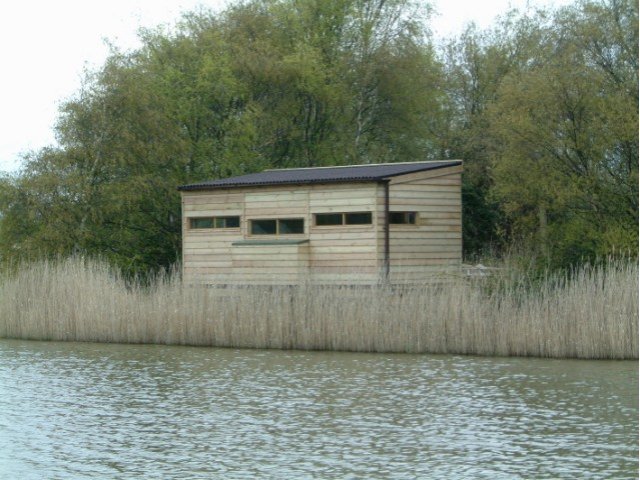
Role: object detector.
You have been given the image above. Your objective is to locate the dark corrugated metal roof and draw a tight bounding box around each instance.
[178,160,462,191]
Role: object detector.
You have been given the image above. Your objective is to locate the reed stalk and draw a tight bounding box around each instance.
[0,256,636,359]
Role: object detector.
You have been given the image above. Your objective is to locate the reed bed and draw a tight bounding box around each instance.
[0,257,637,358]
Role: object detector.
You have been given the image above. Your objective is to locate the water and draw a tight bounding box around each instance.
[0,340,637,479]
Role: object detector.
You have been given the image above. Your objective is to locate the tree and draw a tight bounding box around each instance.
[488,0,638,265]
[438,17,536,256]
[0,0,445,274]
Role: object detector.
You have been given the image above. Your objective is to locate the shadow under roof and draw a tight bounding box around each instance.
[178,160,462,191]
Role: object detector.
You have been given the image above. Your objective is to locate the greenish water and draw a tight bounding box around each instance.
[0,340,637,479]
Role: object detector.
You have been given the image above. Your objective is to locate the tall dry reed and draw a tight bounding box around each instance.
[0,257,637,358]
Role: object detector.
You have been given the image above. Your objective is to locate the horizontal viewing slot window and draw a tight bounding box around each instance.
[315,213,343,226]
[345,212,372,225]
[315,212,372,226]
[250,218,304,235]
[190,216,240,229]
[389,212,417,224]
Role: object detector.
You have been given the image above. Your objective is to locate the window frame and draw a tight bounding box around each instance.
[389,211,418,225]
[313,211,373,227]
[249,218,305,236]
[189,215,241,230]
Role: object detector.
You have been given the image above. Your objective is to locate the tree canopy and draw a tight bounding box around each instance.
[0,0,636,274]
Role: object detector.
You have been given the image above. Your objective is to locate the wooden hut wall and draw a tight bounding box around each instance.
[308,183,379,284]
[382,165,463,283]
[182,187,307,284]
[182,183,380,285]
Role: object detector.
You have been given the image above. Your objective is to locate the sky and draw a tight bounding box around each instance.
[0,0,574,173]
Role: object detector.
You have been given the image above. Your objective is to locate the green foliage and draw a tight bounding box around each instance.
[437,0,637,265]
[438,18,535,256]
[0,0,442,275]
[0,0,636,274]
[487,0,638,266]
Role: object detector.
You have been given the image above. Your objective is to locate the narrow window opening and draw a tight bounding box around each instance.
[389,212,417,224]
[250,218,305,235]
[190,216,240,229]
[279,218,304,234]
[251,219,277,235]
[345,212,372,225]
[315,213,343,226]
[314,212,372,226]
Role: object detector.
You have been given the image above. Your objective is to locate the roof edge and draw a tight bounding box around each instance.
[178,160,463,192]
[178,177,382,192]
[379,160,462,180]
[263,159,463,172]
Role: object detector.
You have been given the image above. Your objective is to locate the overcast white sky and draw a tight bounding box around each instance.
[0,0,574,172]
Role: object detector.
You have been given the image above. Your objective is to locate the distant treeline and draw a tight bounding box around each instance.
[0,0,636,276]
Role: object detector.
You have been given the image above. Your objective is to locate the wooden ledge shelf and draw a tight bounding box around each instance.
[232,239,310,246]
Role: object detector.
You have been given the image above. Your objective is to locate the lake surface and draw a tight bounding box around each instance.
[0,340,637,479]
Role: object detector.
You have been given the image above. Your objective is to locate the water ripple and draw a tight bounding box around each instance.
[0,340,637,479]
